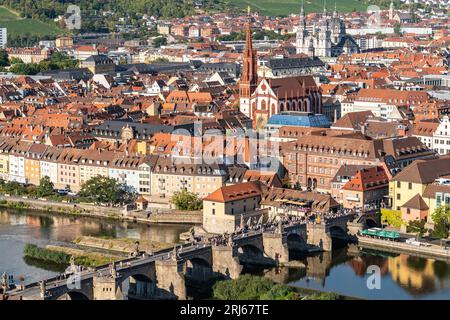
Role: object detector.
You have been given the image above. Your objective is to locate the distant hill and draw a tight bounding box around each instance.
[227,0,375,16]
[0,6,62,45]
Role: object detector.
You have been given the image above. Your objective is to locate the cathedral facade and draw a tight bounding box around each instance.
[296,3,360,58]
[239,9,322,130]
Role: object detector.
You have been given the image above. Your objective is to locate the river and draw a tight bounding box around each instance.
[2,209,450,300]
[0,209,191,285]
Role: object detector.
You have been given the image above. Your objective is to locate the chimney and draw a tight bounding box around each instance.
[360,123,367,135]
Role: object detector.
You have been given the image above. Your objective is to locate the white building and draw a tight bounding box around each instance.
[296,3,359,58]
[8,154,26,183]
[412,116,450,156]
[341,89,429,120]
[433,116,450,155]
[0,28,7,48]
[40,159,59,186]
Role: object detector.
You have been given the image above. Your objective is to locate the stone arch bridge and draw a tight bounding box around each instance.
[7,212,378,300]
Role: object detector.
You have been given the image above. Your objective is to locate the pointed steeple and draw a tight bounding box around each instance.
[323,0,327,16]
[333,1,338,18]
[389,0,395,20]
[299,0,306,28]
[239,5,258,117]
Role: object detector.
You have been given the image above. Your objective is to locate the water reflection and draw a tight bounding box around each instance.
[266,245,450,300]
[0,209,192,285]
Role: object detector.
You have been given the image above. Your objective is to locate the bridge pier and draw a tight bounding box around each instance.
[307,223,332,252]
[155,260,186,300]
[347,221,364,237]
[93,274,124,300]
[262,233,289,264]
[211,246,243,280]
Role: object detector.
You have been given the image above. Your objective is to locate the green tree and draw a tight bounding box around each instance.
[79,176,123,205]
[406,220,426,239]
[36,176,54,198]
[0,50,9,67]
[432,205,450,239]
[212,275,297,300]
[0,181,28,196]
[170,190,203,211]
[393,22,402,36]
[153,36,167,48]
[9,63,40,75]
[9,57,24,64]
[260,284,299,300]
[303,292,340,300]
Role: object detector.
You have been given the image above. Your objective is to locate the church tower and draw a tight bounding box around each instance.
[389,0,394,20]
[239,7,258,118]
[296,0,308,55]
[317,1,332,57]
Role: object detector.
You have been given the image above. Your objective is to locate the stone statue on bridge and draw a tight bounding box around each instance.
[134,241,140,256]
[70,255,76,273]
[110,262,118,278]
[277,218,283,234]
[39,280,46,298]
[172,246,178,261]
[1,273,7,293]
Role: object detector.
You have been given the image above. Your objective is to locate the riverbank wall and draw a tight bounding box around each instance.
[357,236,450,261]
[74,236,174,254]
[0,195,201,225]
[0,195,122,217]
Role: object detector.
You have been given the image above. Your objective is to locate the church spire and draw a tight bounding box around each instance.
[239,5,258,118]
[323,0,327,16]
[333,1,338,17]
[299,0,306,27]
[389,0,395,20]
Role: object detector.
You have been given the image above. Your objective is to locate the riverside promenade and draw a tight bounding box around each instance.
[0,195,201,225]
[357,235,450,261]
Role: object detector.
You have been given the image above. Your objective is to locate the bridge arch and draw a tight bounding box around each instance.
[121,273,157,300]
[329,225,347,238]
[365,218,378,228]
[287,233,306,243]
[56,290,90,301]
[237,243,264,257]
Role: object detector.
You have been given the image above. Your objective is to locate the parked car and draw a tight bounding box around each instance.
[406,238,421,246]
[56,189,69,196]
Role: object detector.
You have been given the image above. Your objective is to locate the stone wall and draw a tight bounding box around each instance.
[262,233,289,264]
[155,260,186,300]
[211,246,243,279]
[306,223,332,251]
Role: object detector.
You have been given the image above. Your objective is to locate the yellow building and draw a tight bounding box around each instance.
[136,141,151,155]
[80,55,116,75]
[24,144,48,186]
[24,158,41,186]
[151,158,227,202]
[390,156,450,211]
[56,36,74,48]
[0,153,9,180]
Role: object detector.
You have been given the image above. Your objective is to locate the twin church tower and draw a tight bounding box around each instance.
[296,0,359,58]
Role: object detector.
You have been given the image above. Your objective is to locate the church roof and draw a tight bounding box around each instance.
[267,57,324,70]
[265,75,318,99]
